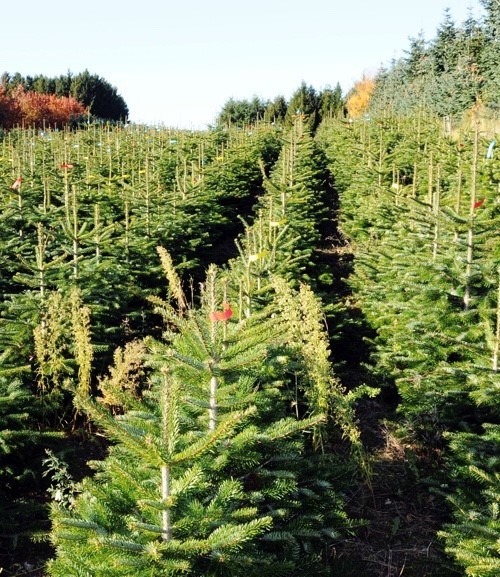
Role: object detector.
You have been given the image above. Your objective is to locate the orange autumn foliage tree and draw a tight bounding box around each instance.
[0,86,21,128]
[346,76,375,119]
[0,86,87,128]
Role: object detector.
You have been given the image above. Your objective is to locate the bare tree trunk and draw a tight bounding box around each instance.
[161,465,171,541]
[493,271,500,373]
[464,124,479,311]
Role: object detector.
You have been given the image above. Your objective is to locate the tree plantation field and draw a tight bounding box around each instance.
[0,113,498,577]
[2,4,499,575]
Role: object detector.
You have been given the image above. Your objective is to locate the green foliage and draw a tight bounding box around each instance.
[1,69,128,122]
[69,70,128,121]
[42,449,78,508]
[0,372,64,557]
[264,95,288,124]
[319,83,344,120]
[0,122,282,569]
[430,9,459,74]
[0,375,32,463]
[48,256,359,576]
[439,424,500,577]
[318,112,499,576]
[318,116,499,429]
[216,83,345,130]
[285,82,321,132]
[216,96,267,127]
[0,122,284,373]
[369,6,499,117]
[228,116,334,308]
[9,97,495,577]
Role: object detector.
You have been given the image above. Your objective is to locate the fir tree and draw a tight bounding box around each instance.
[285,82,321,133]
[48,251,359,576]
[439,424,500,577]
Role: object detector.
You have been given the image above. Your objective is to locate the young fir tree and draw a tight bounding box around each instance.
[0,372,47,553]
[0,285,90,555]
[439,248,500,577]
[317,109,499,576]
[229,116,333,300]
[439,424,500,577]
[48,250,359,577]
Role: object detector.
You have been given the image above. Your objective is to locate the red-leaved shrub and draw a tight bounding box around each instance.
[0,86,87,128]
[0,86,21,128]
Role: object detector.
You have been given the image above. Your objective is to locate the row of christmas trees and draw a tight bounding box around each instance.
[1,110,498,575]
[46,118,371,576]
[0,122,282,560]
[1,119,368,575]
[317,112,499,577]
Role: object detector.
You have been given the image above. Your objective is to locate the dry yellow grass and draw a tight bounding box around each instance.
[446,103,500,140]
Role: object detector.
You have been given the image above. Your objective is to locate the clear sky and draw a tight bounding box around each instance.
[1,0,484,128]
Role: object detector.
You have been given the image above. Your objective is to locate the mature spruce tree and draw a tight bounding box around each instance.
[319,84,344,120]
[285,82,321,133]
[263,96,288,124]
[480,0,500,109]
[369,2,499,118]
[216,97,267,127]
[431,9,459,73]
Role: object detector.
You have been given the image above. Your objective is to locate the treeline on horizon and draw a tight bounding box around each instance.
[215,82,345,130]
[0,0,497,132]
[369,0,499,118]
[0,70,128,126]
[217,0,499,127]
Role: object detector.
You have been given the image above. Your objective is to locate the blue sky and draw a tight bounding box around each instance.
[1,0,484,128]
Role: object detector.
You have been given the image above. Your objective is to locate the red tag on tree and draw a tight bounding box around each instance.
[210,303,233,322]
[11,177,22,190]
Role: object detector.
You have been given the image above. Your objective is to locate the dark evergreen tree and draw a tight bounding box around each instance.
[31,75,56,95]
[70,70,128,121]
[54,72,73,97]
[368,4,499,118]
[263,95,288,124]
[216,97,267,127]
[430,9,459,73]
[285,82,321,133]
[480,0,500,110]
[481,0,500,39]
[403,32,430,79]
[319,83,344,120]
